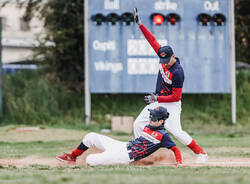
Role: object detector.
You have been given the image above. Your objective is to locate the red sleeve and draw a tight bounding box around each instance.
[139,24,161,54]
[170,146,182,164]
[157,88,182,103]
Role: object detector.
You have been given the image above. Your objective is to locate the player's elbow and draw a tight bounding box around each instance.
[172,88,182,101]
[174,94,181,101]
[170,92,181,102]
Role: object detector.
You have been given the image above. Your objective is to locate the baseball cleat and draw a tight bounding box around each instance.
[195,153,208,164]
[56,153,76,163]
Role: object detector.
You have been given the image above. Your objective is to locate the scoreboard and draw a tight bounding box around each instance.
[88,0,232,93]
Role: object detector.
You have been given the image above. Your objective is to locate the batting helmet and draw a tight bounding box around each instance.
[148,106,169,122]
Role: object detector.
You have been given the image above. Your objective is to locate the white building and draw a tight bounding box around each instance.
[0,0,46,64]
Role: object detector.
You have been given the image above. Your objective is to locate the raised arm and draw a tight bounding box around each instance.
[134,8,161,54]
[139,24,161,54]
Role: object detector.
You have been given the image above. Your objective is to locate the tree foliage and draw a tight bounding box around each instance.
[24,0,84,91]
[235,0,250,64]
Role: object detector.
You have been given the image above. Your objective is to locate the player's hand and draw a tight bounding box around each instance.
[134,8,142,25]
[144,93,157,105]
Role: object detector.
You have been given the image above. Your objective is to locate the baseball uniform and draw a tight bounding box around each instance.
[133,24,207,161]
[56,107,182,166]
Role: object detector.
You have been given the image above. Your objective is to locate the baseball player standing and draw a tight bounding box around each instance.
[133,8,208,163]
[56,106,182,166]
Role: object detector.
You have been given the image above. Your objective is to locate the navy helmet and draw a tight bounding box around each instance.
[158,46,174,64]
[148,106,169,122]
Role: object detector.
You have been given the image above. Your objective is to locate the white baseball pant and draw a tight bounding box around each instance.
[82,132,132,166]
[133,101,192,146]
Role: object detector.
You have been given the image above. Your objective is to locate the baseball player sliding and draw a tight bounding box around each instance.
[56,106,182,166]
[133,8,208,163]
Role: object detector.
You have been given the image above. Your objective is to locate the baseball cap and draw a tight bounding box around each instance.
[158,46,174,64]
[148,106,169,121]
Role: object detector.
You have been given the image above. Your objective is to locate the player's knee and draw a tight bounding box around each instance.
[133,120,139,129]
[84,132,97,140]
[82,132,98,145]
[174,132,183,140]
[169,129,192,145]
[86,155,97,166]
[168,129,183,139]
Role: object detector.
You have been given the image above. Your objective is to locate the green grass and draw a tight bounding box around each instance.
[1,136,250,159]
[2,70,84,125]
[0,126,250,184]
[0,165,250,184]
[191,134,250,148]
[1,126,250,159]
[0,126,131,158]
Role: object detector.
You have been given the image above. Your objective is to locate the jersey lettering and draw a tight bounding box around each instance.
[128,125,175,161]
[159,64,173,84]
[142,127,163,144]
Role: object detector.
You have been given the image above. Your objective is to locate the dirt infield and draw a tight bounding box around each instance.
[1,149,250,168]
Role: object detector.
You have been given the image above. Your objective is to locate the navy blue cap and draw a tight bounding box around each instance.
[148,106,169,121]
[158,46,174,64]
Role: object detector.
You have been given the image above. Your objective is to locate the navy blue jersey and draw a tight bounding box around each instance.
[127,125,176,161]
[155,58,184,96]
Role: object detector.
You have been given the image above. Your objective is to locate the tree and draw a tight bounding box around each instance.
[235,0,250,64]
[24,0,84,91]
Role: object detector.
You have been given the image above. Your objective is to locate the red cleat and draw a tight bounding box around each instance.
[56,153,76,163]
